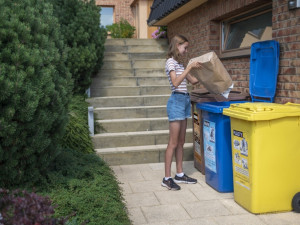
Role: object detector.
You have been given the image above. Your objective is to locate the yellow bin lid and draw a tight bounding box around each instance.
[223,102,300,121]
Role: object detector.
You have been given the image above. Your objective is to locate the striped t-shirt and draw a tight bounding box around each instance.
[165,57,187,93]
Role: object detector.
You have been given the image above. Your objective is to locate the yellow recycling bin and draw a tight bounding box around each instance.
[223,102,300,214]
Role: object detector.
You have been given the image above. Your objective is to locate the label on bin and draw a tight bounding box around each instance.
[194,135,201,156]
[203,120,216,173]
[233,130,250,190]
[193,113,200,137]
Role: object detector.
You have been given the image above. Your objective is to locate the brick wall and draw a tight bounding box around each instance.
[167,0,300,103]
[96,0,134,25]
[273,0,300,103]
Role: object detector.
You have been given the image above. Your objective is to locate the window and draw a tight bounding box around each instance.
[100,7,114,27]
[221,4,272,58]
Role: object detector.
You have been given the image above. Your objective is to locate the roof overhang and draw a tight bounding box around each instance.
[148,0,207,26]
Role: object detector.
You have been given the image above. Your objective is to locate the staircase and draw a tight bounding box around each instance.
[87,38,193,166]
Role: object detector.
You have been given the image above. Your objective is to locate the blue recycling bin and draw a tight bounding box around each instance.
[197,101,246,192]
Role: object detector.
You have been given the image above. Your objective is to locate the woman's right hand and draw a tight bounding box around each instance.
[187,61,202,71]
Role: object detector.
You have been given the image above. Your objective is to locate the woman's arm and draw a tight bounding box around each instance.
[170,61,202,88]
[186,74,199,85]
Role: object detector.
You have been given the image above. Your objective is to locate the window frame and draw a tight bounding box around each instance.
[219,3,272,59]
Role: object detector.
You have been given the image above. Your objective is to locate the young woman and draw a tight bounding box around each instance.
[162,34,202,190]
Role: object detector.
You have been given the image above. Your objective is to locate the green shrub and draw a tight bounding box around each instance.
[43,149,131,225]
[0,0,72,188]
[61,95,94,153]
[106,18,136,38]
[51,0,107,94]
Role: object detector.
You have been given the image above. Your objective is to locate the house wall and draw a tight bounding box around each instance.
[167,0,300,103]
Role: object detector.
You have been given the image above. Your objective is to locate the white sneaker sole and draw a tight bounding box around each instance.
[161,182,180,190]
[174,180,197,184]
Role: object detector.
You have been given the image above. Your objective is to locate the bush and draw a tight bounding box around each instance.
[0,0,72,188]
[106,18,136,38]
[0,189,66,224]
[43,149,131,225]
[51,0,107,94]
[61,95,94,153]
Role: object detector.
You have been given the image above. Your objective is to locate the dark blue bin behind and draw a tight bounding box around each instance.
[197,101,246,192]
[250,40,280,102]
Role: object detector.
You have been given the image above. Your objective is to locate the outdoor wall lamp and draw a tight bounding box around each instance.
[288,0,300,10]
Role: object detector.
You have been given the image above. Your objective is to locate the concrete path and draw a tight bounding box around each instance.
[111,161,300,225]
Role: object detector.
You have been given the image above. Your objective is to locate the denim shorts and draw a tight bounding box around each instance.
[167,92,191,121]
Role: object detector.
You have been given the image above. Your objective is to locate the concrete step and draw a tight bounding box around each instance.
[133,59,165,69]
[102,59,165,70]
[87,95,169,107]
[96,68,164,77]
[124,38,168,46]
[91,76,169,87]
[104,52,129,60]
[104,52,166,61]
[105,45,167,53]
[97,117,192,133]
[94,105,166,120]
[90,85,172,97]
[95,143,193,166]
[92,129,193,149]
[104,38,168,46]
[102,60,132,69]
[129,52,166,60]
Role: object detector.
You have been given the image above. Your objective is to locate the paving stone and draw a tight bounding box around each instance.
[258,212,300,225]
[141,204,191,223]
[124,192,160,208]
[121,163,154,173]
[118,181,133,194]
[141,222,169,225]
[128,207,147,225]
[188,185,233,201]
[148,162,166,171]
[154,189,199,204]
[110,165,122,176]
[114,165,145,182]
[219,198,249,215]
[181,200,232,218]
[171,217,219,225]
[129,180,165,193]
[214,214,267,225]
[140,169,165,181]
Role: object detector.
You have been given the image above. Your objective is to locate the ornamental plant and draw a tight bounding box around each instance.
[0,0,72,187]
[106,18,136,38]
[0,189,66,224]
[151,26,167,39]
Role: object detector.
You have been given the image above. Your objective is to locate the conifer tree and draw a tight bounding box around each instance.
[51,0,107,94]
[0,0,73,187]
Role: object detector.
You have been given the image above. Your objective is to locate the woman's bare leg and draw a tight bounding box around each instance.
[165,121,181,177]
[175,119,187,174]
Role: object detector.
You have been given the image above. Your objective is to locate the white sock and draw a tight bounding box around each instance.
[176,172,184,177]
[164,177,171,181]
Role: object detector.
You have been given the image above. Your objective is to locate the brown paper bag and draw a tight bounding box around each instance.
[188,51,233,94]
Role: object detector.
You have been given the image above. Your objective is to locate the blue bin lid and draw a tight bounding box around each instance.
[197,101,247,114]
[249,40,280,102]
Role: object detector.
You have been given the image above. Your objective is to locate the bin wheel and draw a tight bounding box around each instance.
[292,192,300,213]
